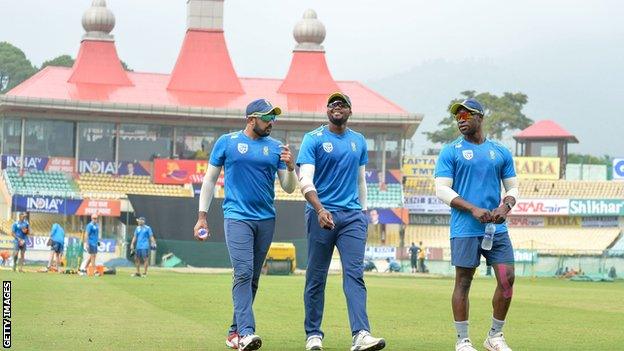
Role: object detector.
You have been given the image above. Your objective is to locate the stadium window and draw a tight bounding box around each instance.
[119,124,173,161]
[78,122,116,161]
[24,119,75,158]
[174,127,223,160]
[530,141,558,157]
[2,118,22,155]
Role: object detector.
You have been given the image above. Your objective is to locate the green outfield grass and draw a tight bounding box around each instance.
[5,269,624,350]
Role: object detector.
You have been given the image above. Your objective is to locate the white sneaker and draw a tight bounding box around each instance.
[306,335,323,350]
[351,330,385,351]
[484,332,512,351]
[456,338,478,351]
[225,332,239,349]
[238,334,262,350]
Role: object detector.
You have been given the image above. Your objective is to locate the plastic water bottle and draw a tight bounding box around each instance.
[481,223,496,251]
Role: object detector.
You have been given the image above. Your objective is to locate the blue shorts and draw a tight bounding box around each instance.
[450,231,514,268]
[14,240,26,252]
[135,249,149,260]
[87,244,98,254]
[51,241,64,254]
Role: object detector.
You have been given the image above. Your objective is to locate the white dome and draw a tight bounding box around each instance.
[82,0,115,40]
[293,9,325,51]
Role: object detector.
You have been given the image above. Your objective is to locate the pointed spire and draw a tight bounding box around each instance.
[168,0,243,93]
[68,0,131,86]
[278,9,338,95]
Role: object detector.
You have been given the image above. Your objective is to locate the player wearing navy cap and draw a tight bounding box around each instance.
[435,98,518,351]
[194,98,297,350]
[298,92,385,351]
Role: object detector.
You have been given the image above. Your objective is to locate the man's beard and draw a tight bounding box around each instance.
[329,115,348,126]
[253,124,270,137]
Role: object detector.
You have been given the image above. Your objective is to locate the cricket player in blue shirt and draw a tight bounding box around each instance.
[130,216,156,277]
[297,92,385,351]
[194,99,297,351]
[434,98,518,351]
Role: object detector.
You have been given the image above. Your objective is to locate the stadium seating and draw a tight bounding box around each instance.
[401,225,621,255]
[403,177,435,196]
[0,216,82,238]
[519,180,624,199]
[77,174,192,199]
[3,168,80,198]
[367,183,403,208]
[273,180,305,201]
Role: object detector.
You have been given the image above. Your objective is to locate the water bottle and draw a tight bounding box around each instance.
[481,223,496,251]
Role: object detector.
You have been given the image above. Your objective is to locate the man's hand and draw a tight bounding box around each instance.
[193,218,210,241]
[318,208,335,230]
[279,144,295,171]
[470,207,492,223]
[491,205,510,224]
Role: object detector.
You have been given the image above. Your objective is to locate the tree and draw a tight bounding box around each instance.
[425,91,534,144]
[0,42,37,93]
[567,153,610,165]
[40,55,75,69]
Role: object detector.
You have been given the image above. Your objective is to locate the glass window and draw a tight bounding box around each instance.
[119,124,172,161]
[530,142,558,157]
[2,118,22,155]
[23,119,75,157]
[78,122,116,160]
[175,127,224,160]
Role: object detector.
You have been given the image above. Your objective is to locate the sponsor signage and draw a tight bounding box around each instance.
[510,199,568,216]
[507,216,545,227]
[1,155,75,174]
[514,250,538,263]
[365,169,402,184]
[405,196,451,214]
[153,159,208,184]
[514,157,560,180]
[368,208,408,225]
[78,159,151,175]
[581,216,619,227]
[409,215,450,226]
[545,216,581,227]
[364,246,396,260]
[569,199,624,216]
[401,156,437,178]
[613,158,624,180]
[12,196,120,216]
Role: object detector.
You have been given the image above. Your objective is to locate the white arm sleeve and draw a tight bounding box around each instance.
[435,177,460,206]
[298,164,316,195]
[198,164,222,213]
[278,169,297,194]
[358,165,367,210]
[502,176,519,200]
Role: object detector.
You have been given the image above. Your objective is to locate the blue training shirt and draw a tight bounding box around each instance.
[296,125,368,212]
[134,225,153,250]
[434,137,516,238]
[12,221,28,241]
[50,223,65,244]
[85,222,99,246]
[209,131,287,221]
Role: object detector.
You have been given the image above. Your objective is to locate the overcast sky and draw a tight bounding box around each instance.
[1,0,622,156]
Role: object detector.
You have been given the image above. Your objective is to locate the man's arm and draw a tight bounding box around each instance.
[435,177,492,223]
[357,165,367,211]
[195,165,222,240]
[491,177,519,224]
[278,144,297,193]
[299,164,334,230]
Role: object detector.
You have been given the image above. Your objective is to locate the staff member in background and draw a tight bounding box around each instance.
[11,212,29,272]
[81,214,100,276]
[46,223,65,273]
[130,216,157,277]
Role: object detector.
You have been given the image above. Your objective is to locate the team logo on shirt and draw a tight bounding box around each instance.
[490,150,496,160]
[263,146,269,156]
[237,143,248,154]
[351,142,356,151]
[462,150,473,160]
[322,142,333,153]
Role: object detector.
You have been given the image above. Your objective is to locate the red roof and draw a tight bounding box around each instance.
[168,30,243,93]
[514,120,578,143]
[279,51,339,95]
[68,40,131,86]
[8,66,408,115]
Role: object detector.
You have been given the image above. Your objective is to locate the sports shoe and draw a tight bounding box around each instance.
[456,338,478,351]
[350,330,385,351]
[131,273,141,277]
[305,335,323,350]
[238,334,261,350]
[484,332,512,351]
[226,332,239,349]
